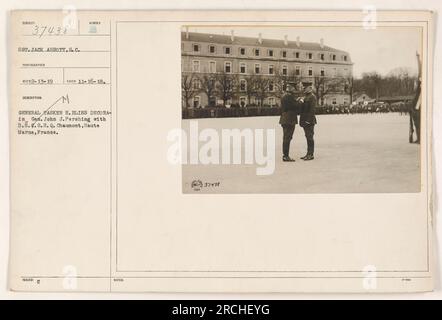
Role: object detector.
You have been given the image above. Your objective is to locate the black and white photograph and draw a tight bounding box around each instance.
[180,25,423,193]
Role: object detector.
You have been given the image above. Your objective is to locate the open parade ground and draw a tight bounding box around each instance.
[182,113,421,193]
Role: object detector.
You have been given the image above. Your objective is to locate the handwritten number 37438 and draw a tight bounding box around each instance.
[32,25,67,38]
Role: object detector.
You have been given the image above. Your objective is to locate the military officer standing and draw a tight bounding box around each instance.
[279,83,301,162]
[299,86,317,161]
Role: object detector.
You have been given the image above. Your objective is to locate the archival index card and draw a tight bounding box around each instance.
[9,10,434,292]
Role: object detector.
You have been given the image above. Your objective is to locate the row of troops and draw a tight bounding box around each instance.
[279,84,317,162]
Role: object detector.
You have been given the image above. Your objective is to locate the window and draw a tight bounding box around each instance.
[268,65,274,75]
[192,60,200,72]
[320,68,325,77]
[193,44,200,52]
[332,98,337,105]
[255,63,261,74]
[269,82,274,92]
[268,97,275,106]
[333,67,337,77]
[295,52,300,58]
[343,55,347,61]
[343,68,348,76]
[192,79,201,90]
[332,54,336,61]
[255,48,260,56]
[224,61,232,73]
[268,49,274,57]
[320,53,325,60]
[308,53,313,59]
[209,61,216,73]
[308,67,313,76]
[282,65,288,76]
[193,96,200,108]
[295,65,301,76]
[240,79,247,91]
[224,47,231,54]
[240,62,246,74]
[282,50,287,58]
[209,45,216,54]
[239,47,246,55]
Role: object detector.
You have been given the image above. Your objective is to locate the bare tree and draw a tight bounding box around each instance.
[200,74,217,107]
[216,72,238,107]
[365,71,382,100]
[239,75,258,106]
[181,73,199,109]
[313,76,347,105]
[313,76,326,105]
[353,71,417,99]
[253,75,271,106]
[274,77,288,99]
[345,76,354,104]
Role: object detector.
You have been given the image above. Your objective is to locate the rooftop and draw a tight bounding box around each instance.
[181,31,348,54]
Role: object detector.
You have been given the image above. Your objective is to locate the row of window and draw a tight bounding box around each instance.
[191,96,278,107]
[189,43,348,61]
[190,60,348,77]
[191,78,286,93]
[191,95,348,108]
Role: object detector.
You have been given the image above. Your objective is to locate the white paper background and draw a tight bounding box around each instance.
[0,0,441,299]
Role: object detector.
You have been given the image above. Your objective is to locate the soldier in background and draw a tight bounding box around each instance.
[279,83,302,162]
[409,79,421,144]
[299,86,317,161]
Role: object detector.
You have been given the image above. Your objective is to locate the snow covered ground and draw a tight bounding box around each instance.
[182,113,421,193]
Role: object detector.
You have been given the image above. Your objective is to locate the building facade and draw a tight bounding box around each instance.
[181,31,353,108]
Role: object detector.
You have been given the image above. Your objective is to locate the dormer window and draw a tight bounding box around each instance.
[193,44,200,52]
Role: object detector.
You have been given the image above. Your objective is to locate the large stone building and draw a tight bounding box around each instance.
[181,31,353,108]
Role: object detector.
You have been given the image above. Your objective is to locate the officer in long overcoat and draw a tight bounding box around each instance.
[299,86,317,160]
[279,83,302,162]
